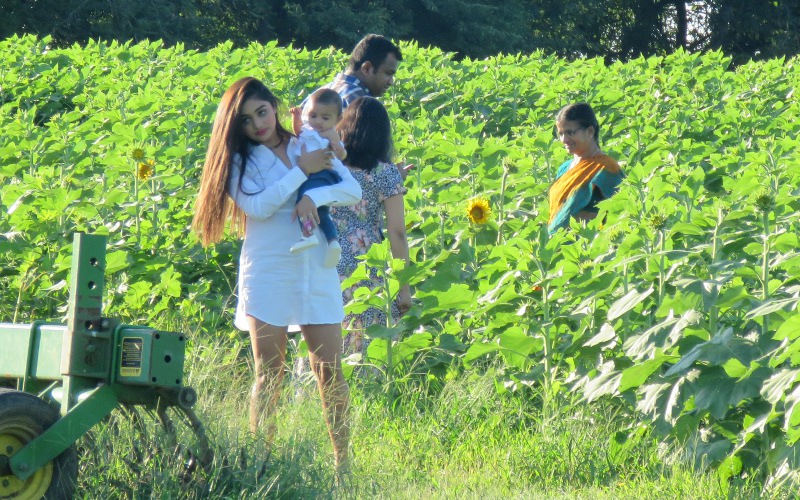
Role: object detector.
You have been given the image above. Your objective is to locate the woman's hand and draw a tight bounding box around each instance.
[291,195,319,236]
[397,161,415,181]
[297,144,333,175]
[397,285,412,315]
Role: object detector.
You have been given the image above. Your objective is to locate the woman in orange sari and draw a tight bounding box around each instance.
[548,103,624,234]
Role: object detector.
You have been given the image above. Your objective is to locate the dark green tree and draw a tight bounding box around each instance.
[705,0,800,62]
[1,0,799,63]
[525,0,703,61]
[398,0,531,59]
[278,0,394,48]
[523,0,800,63]
[1,0,207,47]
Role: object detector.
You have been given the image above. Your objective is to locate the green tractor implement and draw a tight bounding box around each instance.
[0,233,211,499]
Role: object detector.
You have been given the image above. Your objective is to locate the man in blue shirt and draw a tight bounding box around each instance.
[299,34,402,117]
[296,34,410,176]
[326,34,402,107]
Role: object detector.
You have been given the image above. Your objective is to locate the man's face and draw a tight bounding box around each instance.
[362,53,399,97]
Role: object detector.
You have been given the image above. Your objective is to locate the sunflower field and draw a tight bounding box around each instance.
[1,34,800,489]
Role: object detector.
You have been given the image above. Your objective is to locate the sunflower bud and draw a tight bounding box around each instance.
[607,226,624,244]
[754,190,775,213]
[648,212,668,232]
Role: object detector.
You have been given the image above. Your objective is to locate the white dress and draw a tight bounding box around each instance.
[228,144,362,329]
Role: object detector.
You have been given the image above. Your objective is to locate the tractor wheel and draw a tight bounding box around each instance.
[0,388,77,500]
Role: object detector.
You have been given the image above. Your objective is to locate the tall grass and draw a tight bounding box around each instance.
[75,339,778,499]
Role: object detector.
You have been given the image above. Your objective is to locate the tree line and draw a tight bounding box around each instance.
[3,0,799,63]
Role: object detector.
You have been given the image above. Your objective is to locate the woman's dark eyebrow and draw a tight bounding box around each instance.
[240,104,268,119]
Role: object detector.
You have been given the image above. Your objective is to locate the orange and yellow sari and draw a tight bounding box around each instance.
[548,154,623,234]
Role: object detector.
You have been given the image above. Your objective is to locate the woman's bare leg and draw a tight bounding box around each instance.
[302,323,351,471]
[247,317,288,439]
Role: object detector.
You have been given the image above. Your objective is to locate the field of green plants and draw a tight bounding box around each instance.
[1,34,800,497]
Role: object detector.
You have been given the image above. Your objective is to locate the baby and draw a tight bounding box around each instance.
[287,88,347,267]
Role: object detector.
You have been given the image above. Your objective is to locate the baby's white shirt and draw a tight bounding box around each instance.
[287,125,346,165]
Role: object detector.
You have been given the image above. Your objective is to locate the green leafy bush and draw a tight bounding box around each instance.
[2,34,799,487]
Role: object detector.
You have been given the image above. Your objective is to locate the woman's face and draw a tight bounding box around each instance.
[556,119,595,156]
[239,98,278,145]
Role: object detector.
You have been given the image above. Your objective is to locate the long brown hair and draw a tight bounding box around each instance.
[192,77,292,247]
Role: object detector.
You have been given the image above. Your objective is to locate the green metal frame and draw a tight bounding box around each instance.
[0,233,195,482]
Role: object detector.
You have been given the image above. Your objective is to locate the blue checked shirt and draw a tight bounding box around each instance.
[325,73,371,108]
[300,73,372,115]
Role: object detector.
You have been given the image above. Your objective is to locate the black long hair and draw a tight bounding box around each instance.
[337,96,392,171]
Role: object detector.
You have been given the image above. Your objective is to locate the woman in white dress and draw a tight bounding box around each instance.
[193,77,362,472]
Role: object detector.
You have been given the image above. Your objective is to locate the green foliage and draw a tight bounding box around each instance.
[2,1,800,63]
[2,35,800,489]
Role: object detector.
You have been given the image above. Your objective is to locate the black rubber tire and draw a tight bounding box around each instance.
[0,388,77,500]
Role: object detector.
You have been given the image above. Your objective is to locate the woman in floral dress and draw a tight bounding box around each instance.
[331,96,412,356]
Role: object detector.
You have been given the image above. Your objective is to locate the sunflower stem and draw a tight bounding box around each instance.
[134,162,141,250]
[381,262,395,403]
[497,162,509,245]
[761,209,771,336]
[439,211,446,250]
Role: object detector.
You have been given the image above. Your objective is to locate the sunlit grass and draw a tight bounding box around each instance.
[74,341,779,499]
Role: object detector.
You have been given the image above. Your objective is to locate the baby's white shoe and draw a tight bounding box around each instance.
[290,233,319,254]
[323,240,341,268]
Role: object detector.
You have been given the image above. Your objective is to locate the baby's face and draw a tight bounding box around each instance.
[307,102,340,133]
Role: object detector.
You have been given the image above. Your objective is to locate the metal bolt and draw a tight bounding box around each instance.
[2,479,9,487]
[5,445,12,454]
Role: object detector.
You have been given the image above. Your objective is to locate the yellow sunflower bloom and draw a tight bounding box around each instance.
[137,159,155,181]
[466,197,491,224]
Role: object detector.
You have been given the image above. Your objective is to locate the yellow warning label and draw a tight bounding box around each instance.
[120,337,143,377]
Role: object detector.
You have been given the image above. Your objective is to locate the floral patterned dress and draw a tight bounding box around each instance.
[330,161,406,355]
